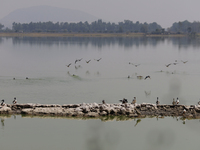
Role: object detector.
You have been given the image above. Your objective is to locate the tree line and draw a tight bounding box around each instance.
[6,19,162,33]
[0,19,200,34]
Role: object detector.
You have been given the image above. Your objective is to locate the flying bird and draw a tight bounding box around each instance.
[66,63,72,67]
[95,58,102,62]
[86,60,91,63]
[165,63,171,67]
[144,76,151,80]
[181,60,188,64]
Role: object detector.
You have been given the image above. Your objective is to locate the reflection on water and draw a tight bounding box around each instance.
[0,36,199,49]
[0,114,200,150]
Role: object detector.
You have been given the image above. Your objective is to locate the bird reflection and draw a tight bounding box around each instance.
[134,119,141,127]
[1,118,4,127]
[144,91,151,97]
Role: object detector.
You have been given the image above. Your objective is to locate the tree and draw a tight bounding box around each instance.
[0,23,4,30]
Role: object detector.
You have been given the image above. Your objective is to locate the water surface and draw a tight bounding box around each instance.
[0,37,200,150]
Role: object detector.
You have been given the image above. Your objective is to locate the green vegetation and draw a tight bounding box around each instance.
[11,19,162,33]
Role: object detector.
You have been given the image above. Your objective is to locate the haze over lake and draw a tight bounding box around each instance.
[0,36,200,150]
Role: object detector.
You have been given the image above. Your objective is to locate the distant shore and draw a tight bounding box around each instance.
[0,32,189,37]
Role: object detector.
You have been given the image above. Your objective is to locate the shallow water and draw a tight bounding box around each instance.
[0,36,200,149]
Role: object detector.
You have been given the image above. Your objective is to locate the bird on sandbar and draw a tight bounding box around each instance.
[119,98,128,104]
[102,100,106,104]
[1,100,5,106]
[131,97,136,105]
[144,76,151,80]
[183,109,186,114]
[172,98,176,105]
[13,97,17,104]
[156,97,160,105]
[176,97,179,105]
[198,100,200,105]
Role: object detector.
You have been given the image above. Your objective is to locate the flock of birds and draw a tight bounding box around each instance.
[1,97,17,107]
[102,97,200,107]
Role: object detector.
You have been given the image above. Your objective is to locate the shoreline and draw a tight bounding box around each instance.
[0,103,200,119]
[0,32,189,37]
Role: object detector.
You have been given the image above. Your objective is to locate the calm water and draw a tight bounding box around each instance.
[0,36,200,150]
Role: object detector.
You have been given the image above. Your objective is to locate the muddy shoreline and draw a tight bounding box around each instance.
[0,103,200,119]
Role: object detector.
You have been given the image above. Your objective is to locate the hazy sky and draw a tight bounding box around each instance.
[1,0,200,28]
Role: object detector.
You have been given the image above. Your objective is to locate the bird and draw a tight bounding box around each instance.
[137,76,143,80]
[134,64,140,67]
[102,100,106,104]
[26,77,29,79]
[78,58,83,62]
[1,100,5,106]
[183,109,186,114]
[172,98,176,105]
[181,60,188,64]
[86,60,91,63]
[156,97,160,105]
[131,97,136,105]
[176,97,179,105]
[165,63,171,67]
[75,59,79,64]
[144,76,151,80]
[95,58,102,62]
[119,98,128,104]
[198,100,200,105]
[66,63,72,67]
[13,97,17,104]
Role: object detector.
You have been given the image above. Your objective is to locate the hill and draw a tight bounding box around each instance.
[0,5,99,28]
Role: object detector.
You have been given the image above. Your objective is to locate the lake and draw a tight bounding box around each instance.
[0,36,200,150]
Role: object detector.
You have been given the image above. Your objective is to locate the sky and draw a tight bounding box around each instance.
[1,0,200,28]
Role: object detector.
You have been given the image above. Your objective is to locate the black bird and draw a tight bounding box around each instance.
[1,100,5,106]
[156,97,160,105]
[95,58,102,62]
[86,60,91,63]
[144,76,151,80]
[119,98,128,104]
[75,59,79,64]
[165,63,171,67]
[13,97,17,104]
[102,100,106,104]
[78,58,83,62]
[66,63,72,67]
